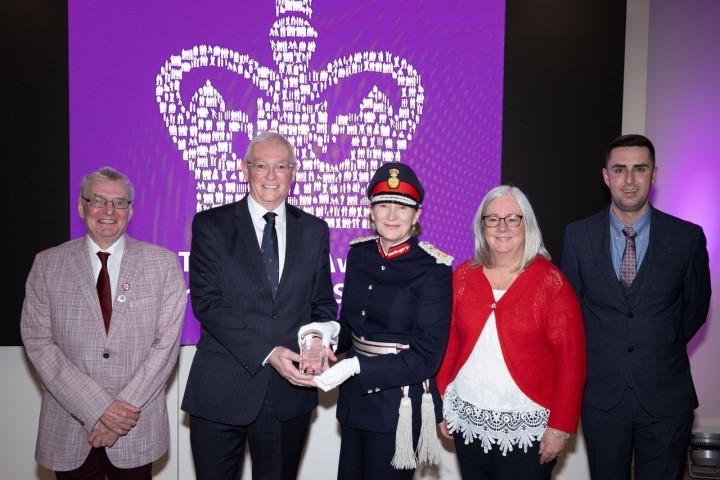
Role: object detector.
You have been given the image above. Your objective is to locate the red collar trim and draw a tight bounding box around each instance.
[377,239,412,259]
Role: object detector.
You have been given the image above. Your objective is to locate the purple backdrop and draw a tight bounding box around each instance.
[644,0,720,416]
[69,0,506,344]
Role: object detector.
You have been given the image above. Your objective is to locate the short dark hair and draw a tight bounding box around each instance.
[605,134,655,167]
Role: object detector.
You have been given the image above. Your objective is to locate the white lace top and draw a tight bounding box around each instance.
[443,289,549,455]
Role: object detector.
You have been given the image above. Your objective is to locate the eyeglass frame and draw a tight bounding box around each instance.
[245,161,297,176]
[81,195,132,209]
[481,214,524,228]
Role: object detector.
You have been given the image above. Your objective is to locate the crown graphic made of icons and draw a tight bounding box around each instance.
[156,0,424,230]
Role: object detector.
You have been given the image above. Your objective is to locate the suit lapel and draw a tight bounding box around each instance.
[234,198,274,296]
[110,236,141,337]
[281,205,303,296]
[72,237,110,336]
[631,206,670,297]
[589,210,620,291]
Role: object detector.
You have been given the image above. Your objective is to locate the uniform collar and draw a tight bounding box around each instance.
[376,237,413,260]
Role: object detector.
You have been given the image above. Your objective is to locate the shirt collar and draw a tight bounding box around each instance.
[609,206,651,237]
[247,194,287,223]
[87,234,125,259]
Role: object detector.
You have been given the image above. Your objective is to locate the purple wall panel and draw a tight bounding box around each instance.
[69,0,506,344]
[645,0,720,421]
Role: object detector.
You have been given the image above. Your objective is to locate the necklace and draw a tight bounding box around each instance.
[485,266,519,290]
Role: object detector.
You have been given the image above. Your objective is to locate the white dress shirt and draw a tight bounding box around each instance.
[247,195,287,280]
[87,235,125,301]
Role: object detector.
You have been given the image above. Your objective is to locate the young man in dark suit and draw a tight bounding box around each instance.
[561,134,711,480]
[182,131,339,480]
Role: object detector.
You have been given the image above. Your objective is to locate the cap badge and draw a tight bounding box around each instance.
[387,168,400,189]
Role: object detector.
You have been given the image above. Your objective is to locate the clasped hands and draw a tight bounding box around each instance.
[87,399,140,448]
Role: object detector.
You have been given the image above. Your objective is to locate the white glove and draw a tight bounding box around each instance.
[298,321,340,349]
[314,357,360,392]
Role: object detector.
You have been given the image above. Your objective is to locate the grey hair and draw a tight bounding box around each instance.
[471,185,550,271]
[243,131,297,165]
[80,166,135,201]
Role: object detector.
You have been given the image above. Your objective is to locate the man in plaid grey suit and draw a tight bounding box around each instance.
[21,166,186,479]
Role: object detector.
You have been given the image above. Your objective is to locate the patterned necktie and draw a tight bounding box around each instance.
[96,251,112,332]
[619,226,637,289]
[261,212,279,299]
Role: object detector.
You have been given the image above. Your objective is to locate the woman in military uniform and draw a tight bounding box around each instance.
[314,162,453,480]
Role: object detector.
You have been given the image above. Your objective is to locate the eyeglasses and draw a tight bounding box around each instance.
[246,161,296,176]
[482,214,523,228]
[81,195,132,209]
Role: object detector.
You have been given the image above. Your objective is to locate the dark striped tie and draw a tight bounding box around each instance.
[261,212,279,299]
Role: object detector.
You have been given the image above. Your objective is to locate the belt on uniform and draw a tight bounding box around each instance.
[351,332,439,469]
[351,333,410,356]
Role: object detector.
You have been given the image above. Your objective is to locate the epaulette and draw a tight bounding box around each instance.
[418,241,454,266]
[350,235,379,246]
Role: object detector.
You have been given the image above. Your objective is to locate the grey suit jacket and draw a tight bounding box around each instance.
[561,205,711,416]
[21,235,187,470]
[181,197,337,425]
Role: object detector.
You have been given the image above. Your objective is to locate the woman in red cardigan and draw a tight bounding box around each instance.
[436,185,586,479]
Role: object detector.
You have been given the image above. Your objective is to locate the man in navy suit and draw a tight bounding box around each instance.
[561,134,711,480]
[182,131,339,480]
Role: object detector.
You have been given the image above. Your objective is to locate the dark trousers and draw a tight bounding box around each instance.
[453,433,556,480]
[55,448,152,480]
[582,386,694,480]
[189,395,312,480]
[337,425,418,480]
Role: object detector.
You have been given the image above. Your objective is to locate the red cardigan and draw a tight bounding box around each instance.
[437,257,586,434]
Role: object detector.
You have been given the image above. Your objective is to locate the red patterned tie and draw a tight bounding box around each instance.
[97,251,112,332]
[619,227,637,289]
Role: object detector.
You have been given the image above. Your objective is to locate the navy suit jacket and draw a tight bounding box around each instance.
[561,205,711,416]
[182,197,337,424]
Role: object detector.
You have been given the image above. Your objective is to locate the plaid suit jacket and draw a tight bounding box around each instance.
[21,235,186,470]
